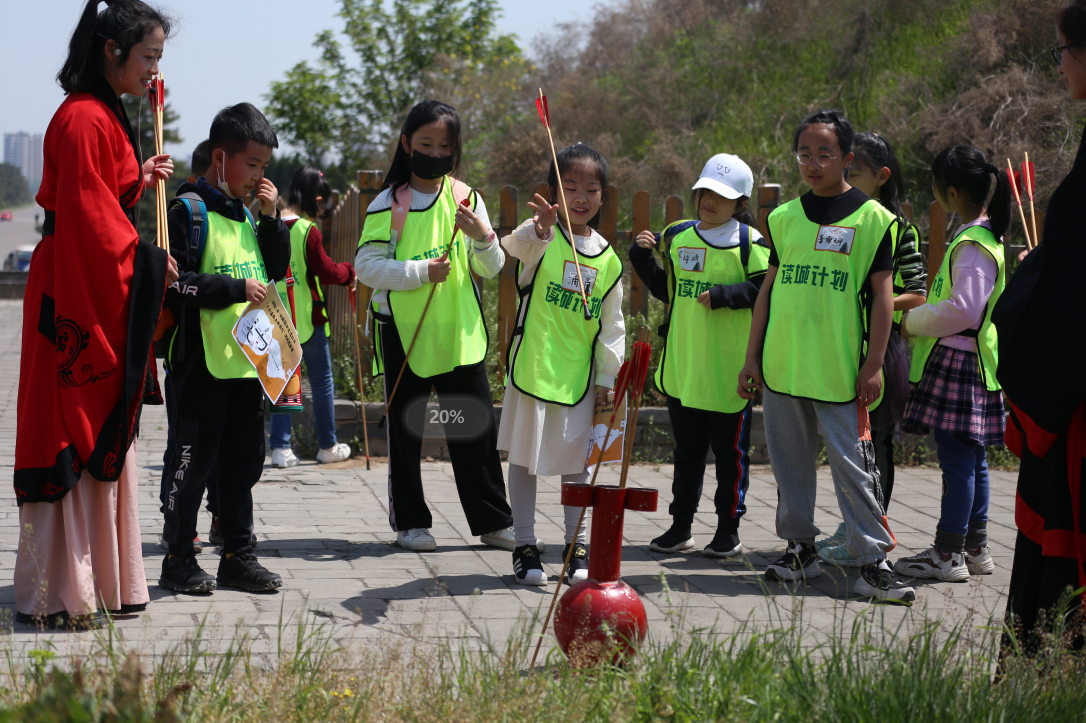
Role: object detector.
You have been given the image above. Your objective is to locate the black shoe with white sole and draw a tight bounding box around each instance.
[159,554,216,594]
[649,524,695,553]
[704,531,744,558]
[563,543,589,585]
[512,545,546,586]
[765,540,821,582]
[854,560,916,604]
[216,550,282,592]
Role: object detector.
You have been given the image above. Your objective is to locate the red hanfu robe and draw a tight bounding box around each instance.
[14,88,168,504]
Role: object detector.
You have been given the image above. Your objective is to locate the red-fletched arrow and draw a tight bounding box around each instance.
[1021,159,1035,200]
[1022,153,1038,249]
[535,95,550,127]
[1007,158,1034,250]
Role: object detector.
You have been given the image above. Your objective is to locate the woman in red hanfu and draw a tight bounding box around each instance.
[13,0,177,628]
[994,0,1086,654]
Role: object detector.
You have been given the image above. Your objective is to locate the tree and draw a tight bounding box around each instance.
[265,0,531,173]
[0,163,32,208]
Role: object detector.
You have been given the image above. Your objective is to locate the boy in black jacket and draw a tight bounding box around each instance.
[159,103,291,594]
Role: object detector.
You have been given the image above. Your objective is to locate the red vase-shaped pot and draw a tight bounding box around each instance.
[553,580,648,667]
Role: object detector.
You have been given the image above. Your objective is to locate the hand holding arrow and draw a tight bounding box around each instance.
[536,89,594,321]
[378,198,471,429]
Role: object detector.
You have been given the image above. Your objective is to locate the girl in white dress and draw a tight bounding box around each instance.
[498,144,625,585]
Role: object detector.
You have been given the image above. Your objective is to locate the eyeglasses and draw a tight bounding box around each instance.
[795,152,839,167]
[1052,43,1074,65]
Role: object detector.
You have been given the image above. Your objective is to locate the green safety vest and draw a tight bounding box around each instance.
[909,221,1005,392]
[196,211,268,380]
[762,197,896,403]
[654,223,770,413]
[508,225,623,406]
[358,177,488,378]
[276,217,328,344]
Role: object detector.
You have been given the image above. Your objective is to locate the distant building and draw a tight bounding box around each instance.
[4,132,44,185]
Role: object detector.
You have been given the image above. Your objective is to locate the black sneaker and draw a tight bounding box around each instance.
[854,560,916,604]
[208,518,258,547]
[217,550,282,592]
[765,540,822,582]
[704,531,744,559]
[512,545,546,586]
[562,543,589,585]
[159,554,216,594]
[648,524,695,553]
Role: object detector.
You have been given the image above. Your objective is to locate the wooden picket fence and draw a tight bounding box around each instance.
[319,171,1039,376]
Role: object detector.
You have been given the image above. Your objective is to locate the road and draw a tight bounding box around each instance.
[0,204,44,262]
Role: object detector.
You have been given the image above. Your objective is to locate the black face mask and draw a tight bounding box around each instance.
[409,151,454,180]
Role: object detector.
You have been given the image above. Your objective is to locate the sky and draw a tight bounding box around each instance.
[0,0,593,161]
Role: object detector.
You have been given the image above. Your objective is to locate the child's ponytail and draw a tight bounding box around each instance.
[931,145,1009,242]
[732,197,758,228]
[853,133,907,222]
[57,0,174,95]
[288,166,333,220]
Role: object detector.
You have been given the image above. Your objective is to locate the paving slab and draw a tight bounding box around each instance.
[0,299,1016,665]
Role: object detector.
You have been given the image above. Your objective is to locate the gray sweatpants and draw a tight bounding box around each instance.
[763,388,893,566]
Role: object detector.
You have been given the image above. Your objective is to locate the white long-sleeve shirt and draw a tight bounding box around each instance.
[906,240,998,352]
[496,219,626,477]
[502,219,625,387]
[353,186,504,316]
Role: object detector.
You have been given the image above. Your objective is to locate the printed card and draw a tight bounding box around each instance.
[562,261,599,295]
[586,393,627,471]
[232,283,303,404]
[676,247,707,272]
[814,225,856,255]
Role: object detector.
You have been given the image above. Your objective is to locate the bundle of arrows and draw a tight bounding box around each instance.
[148,75,168,251]
[1006,154,1039,250]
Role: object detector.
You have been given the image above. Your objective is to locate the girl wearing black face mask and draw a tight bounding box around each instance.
[355,100,515,554]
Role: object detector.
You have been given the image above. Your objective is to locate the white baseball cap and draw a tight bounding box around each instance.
[692,153,754,200]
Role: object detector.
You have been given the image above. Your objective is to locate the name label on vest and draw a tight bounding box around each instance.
[676,247,706,272]
[562,261,598,295]
[814,224,856,255]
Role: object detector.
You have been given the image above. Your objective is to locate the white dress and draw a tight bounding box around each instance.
[497,220,625,476]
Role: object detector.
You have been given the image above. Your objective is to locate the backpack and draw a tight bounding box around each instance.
[154,193,258,361]
[654,221,752,339]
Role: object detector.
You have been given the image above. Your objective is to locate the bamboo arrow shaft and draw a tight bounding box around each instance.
[352,284,372,470]
[538,89,592,320]
[1024,152,1039,250]
[1007,158,1033,250]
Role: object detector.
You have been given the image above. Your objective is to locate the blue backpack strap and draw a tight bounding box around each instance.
[242,206,258,234]
[739,223,750,272]
[656,219,698,248]
[174,195,209,271]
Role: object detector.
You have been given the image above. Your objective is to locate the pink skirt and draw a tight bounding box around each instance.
[14,440,149,616]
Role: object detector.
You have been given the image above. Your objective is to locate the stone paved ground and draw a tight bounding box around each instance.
[0,299,1015,665]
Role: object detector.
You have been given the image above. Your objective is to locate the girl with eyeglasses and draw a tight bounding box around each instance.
[815,132,928,567]
[737,109,915,603]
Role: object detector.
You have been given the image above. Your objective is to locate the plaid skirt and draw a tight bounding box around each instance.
[901,344,1005,446]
